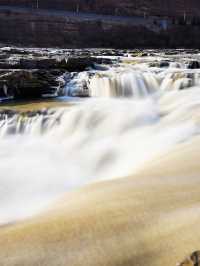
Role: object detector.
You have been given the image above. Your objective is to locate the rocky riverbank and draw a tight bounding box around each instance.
[0,47,116,99]
[2,47,200,101]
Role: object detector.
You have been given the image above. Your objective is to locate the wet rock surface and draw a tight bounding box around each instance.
[1,47,200,100]
[0,47,116,100]
[0,70,65,98]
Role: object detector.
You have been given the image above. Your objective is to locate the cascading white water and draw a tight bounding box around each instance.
[0,84,200,225]
[89,70,159,97]
[0,110,64,137]
[64,66,200,98]
[2,57,200,225]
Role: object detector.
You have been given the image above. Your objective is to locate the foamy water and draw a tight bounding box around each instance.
[1,60,200,224]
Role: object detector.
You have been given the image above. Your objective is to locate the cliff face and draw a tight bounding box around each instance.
[0,1,200,48]
[0,9,158,48]
[0,8,200,48]
[1,0,200,17]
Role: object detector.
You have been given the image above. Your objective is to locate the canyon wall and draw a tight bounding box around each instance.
[0,1,200,48]
[0,9,160,48]
[0,0,200,17]
[0,8,200,48]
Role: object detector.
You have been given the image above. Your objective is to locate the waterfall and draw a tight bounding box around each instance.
[1,55,200,225]
[65,68,200,99]
[64,72,90,97]
[0,86,200,225]
[159,71,200,91]
[0,109,63,137]
[89,70,159,98]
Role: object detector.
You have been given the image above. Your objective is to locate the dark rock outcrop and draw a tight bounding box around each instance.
[19,58,58,69]
[57,57,94,72]
[0,48,115,99]
[187,60,200,69]
[0,70,65,98]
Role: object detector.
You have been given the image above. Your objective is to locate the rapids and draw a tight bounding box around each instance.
[1,53,200,225]
[65,63,200,98]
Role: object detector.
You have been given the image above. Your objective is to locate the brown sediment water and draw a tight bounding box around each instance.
[0,99,73,112]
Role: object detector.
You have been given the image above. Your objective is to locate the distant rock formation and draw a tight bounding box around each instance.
[0,1,200,48]
[1,0,200,17]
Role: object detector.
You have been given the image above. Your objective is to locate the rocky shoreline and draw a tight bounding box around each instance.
[0,47,116,99]
[1,47,200,101]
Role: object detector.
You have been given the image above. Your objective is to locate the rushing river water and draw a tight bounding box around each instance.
[1,51,200,225]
